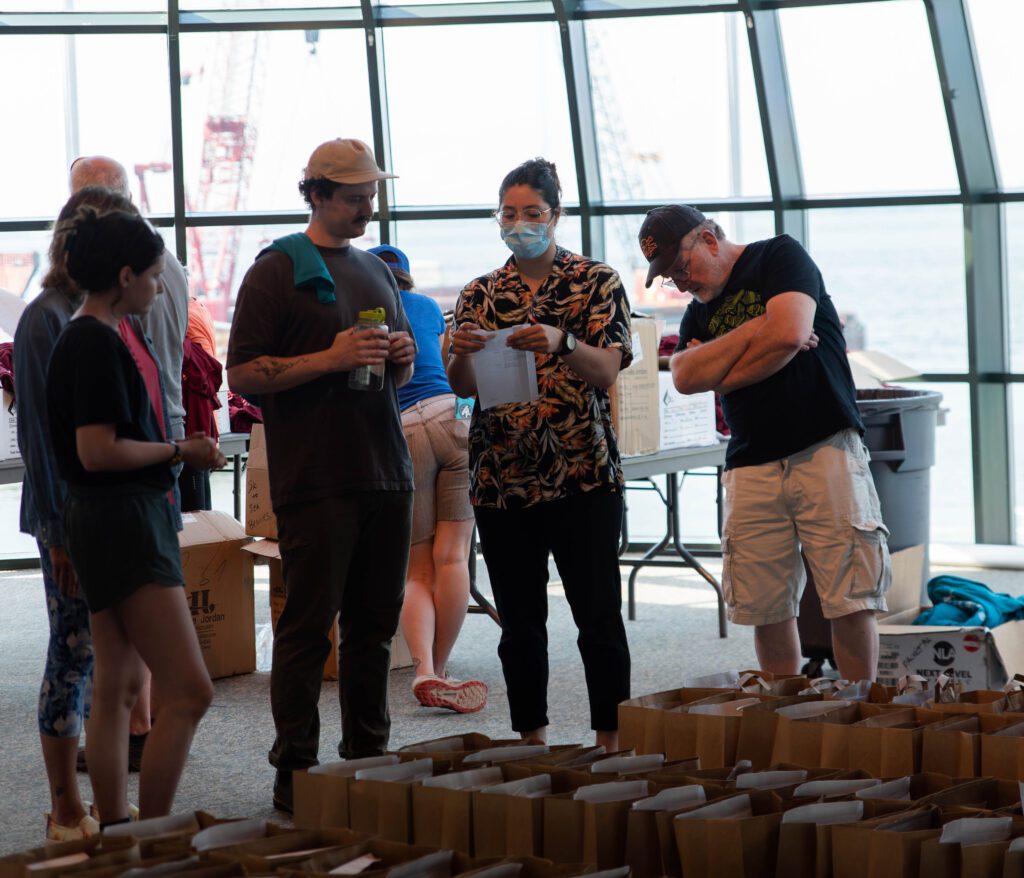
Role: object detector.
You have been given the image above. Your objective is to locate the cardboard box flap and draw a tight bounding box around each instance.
[847,351,922,386]
[881,623,990,637]
[242,539,282,561]
[991,625,1024,683]
[180,510,248,548]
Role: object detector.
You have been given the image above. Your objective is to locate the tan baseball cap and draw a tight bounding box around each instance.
[303,138,398,185]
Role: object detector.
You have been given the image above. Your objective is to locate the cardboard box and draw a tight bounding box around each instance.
[608,317,660,457]
[179,511,255,679]
[245,423,277,539]
[242,539,412,681]
[214,387,230,437]
[876,614,1024,691]
[847,350,921,390]
[657,375,716,450]
[0,389,18,461]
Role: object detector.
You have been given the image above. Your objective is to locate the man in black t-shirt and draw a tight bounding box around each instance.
[638,205,891,683]
[227,138,416,814]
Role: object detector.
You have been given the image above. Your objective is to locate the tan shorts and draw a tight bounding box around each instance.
[721,428,892,626]
[401,394,473,544]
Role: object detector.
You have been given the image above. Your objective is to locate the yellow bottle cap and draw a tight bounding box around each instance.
[357,308,386,324]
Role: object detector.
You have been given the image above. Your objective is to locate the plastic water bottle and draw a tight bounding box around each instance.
[348,308,388,391]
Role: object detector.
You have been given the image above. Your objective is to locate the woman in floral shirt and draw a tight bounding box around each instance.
[448,158,632,749]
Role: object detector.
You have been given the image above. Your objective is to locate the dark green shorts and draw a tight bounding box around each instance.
[65,486,183,613]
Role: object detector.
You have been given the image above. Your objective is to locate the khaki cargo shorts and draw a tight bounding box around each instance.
[401,394,473,544]
[721,428,892,626]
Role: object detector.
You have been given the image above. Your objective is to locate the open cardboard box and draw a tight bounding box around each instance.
[875,544,1024,690]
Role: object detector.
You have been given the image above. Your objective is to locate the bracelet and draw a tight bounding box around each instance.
[167,441,184,467]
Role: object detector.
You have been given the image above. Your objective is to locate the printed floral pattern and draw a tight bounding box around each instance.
[455,247,633,509]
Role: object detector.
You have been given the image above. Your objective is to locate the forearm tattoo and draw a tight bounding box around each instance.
[252,357,307,383]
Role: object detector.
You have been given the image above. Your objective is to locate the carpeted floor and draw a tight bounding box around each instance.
[1,556,1020,854]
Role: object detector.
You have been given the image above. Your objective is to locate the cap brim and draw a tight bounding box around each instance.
[644,251,673,288]
[324,171,399,184]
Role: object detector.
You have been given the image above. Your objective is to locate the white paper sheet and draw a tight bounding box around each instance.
[632,785,707,812]
[481,773,552,798]
[735,770,808,791]
[591,754,665,775]
[191,818,268,852]
[674,794,752,821]
[354,757,433,782]
[856,776,911,801]
[688,697,761,716]
[793,778,881,799]
[463,744,549,765]
[572,780,650,803]
[309,755,399,777]
[939,817,1012,845]
[421,766,503,790]
[782,801,864,825]
[473,326,539,410]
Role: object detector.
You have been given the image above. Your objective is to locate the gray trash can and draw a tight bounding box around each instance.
[798,387,943,673]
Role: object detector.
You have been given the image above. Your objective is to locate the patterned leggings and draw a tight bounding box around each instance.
[38,542,93,738]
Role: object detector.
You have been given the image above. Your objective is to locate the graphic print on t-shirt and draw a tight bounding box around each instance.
[707,288,766,338]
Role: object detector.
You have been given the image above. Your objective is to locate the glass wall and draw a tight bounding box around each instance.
[0,0,1020,551]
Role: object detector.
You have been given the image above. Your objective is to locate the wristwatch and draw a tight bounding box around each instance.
[559,330,578,356]
[167,441,184,467]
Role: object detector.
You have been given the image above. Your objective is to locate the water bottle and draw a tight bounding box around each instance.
[348,308,388,392]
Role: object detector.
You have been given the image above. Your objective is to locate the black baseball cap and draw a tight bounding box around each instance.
[638,205,707,288]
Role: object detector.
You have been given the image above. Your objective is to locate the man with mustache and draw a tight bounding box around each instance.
[227,138,416,813]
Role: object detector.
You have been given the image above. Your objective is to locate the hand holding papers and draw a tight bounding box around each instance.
[457,324,539,410]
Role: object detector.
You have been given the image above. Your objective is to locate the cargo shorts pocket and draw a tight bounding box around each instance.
[720,534,736,608]
[846,522,892,600]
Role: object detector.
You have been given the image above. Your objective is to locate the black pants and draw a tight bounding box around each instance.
[269,491,412,771]
[474,488,630,732]
[178,464,211,512]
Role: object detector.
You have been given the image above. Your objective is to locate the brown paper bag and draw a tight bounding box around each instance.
[737,695,823,770]
[922,715,984,778]
[664,693,775,768]
[618,687,734,755]
[982,720,1024,781]
[206,828,369,871]
[672,790,783,878]
[845,707,940,777]
[831,806,940,878]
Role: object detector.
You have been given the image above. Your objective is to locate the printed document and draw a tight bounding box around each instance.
[474,326,539,410]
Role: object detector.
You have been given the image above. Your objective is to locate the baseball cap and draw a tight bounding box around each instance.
[368,245,410,274]
[304,138,398,185]
[638,205,706,288]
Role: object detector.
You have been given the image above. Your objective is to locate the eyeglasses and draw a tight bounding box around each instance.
[660,235,701,289]
[493,206,553,227]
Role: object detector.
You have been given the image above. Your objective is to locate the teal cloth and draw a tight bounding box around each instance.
[262,233,336,304]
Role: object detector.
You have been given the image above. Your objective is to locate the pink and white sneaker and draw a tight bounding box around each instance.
[412,675,488,714]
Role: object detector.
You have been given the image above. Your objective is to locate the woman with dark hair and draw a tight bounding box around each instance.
[368,244,486,713]
[46,208,224,827]
[15,186,134,840]
[447,158,633,748]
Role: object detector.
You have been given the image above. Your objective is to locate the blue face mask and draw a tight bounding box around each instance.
[500,222,551,259]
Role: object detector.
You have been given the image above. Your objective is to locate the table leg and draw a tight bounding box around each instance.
[233,454,242,522]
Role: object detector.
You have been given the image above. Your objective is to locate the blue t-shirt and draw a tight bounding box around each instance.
[398,290,453,411]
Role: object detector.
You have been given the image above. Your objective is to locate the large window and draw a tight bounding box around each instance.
[382,22,578,208]
[806,206,968,375]
[780,1,958,197]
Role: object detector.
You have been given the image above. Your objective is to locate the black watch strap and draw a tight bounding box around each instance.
[560,330,578,356]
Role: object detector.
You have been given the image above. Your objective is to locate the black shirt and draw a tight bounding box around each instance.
[227,245,414,509]
[47,316,174,491]
[675,235,862,469]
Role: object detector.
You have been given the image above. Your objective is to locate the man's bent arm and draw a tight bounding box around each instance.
[228,353,328,395]
[671,316,765,395]
[714,292,816,395]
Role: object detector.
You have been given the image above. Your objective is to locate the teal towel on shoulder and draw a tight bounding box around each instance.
[262,233,336,304]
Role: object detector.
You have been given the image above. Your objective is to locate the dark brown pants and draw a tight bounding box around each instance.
[269,491,412,771]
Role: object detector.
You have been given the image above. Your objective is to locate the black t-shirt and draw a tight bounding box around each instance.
[227,244,414,509]
[675,235,862,469]
[47,316,175,491]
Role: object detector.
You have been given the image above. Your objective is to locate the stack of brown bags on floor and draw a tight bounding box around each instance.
[10,672,1024,878]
